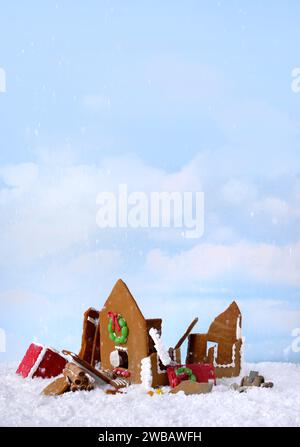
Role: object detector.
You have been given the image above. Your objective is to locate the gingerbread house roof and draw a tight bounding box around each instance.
[100,278,146,321]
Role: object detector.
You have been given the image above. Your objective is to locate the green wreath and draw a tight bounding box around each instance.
[108,313,128,344]
[175,367,197,382]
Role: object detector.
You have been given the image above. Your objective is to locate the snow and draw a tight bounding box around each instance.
[0,362,300,427]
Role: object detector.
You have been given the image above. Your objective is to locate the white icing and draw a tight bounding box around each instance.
[110,350,120,368]
[240,336,245,369]
[173,349,180,364]
[87,316,99,326]
[113,378,127,386]
[85,373,95,384]
[213,344,236,369]
[115,346,128,352]
[156,354,167,375]
[94,362,101,371]
[31,341,44,348]
[149,328,172,366]
[27,345,47,378]
[236,315,242,339]
[140,356,152,389]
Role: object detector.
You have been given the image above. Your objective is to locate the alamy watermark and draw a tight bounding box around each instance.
[284,327,300,358]
[0,67,6,93]
[0,328,6,352]
[96,184,204,239]
[290,328,300,353]
[291,67,300,93]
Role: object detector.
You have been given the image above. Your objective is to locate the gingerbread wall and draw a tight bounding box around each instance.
[99,279,149,384]
[207,301,241,344]
[186,301,243,378]
[78,307,100,366]
[149,347,181,388]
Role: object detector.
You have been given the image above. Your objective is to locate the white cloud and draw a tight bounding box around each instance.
[67,249,122,276]
[0,151,299,291]
[0,158,144,264]
[0,154,206,266]
[252,196,300,225]
[145,241,300,285]
[242,299,300,333]
[221,178,257,204]
[0,289,48,305]
[161,157,203,192]
[0,161,99,263]
[0,163,39,191]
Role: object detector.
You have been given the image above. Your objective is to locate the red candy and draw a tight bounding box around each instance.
[113,368,130,378]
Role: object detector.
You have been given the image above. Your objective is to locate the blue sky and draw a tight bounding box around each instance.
[0,1,300,363]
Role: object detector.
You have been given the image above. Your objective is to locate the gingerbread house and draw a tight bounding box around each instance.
[186,301,243,378]
[78,279,243,387]
[98,279,180,387]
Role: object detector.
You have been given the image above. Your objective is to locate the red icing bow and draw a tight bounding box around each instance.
[108,311,121,333]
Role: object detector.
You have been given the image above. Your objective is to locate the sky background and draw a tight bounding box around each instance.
[0,1,300,363]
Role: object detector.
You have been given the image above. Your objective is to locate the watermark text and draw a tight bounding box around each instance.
[0,328,6,352]
[0,68,6,93]
[96,184,204,239]
[290,327,300,353]
[291,67,300,93]
[284,327,300,358]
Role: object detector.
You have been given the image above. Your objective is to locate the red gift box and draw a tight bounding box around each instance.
[167,363,216,388]
[16,342,67,379]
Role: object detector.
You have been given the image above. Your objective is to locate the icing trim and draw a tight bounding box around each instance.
[213,344,236,369]
[27,345,47,378]
[149,328,172,366]
[140,356,152,388]
[87,316,99,326]
[115,346,128,352]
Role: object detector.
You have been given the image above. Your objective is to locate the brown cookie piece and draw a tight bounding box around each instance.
[170,380,213,395]
[78,307,101,366]
[42,376,70,396]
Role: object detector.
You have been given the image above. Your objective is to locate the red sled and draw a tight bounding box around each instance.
[167,363,217,388]
[16,342,67,379]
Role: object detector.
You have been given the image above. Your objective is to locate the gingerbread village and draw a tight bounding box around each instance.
[16,278,259,396]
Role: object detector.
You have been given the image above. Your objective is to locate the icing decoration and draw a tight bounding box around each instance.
[175,367,197,382]
[141,356,152,389]
[149,327,172,366]
[213,344,236,368]
[108,312,128,344]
